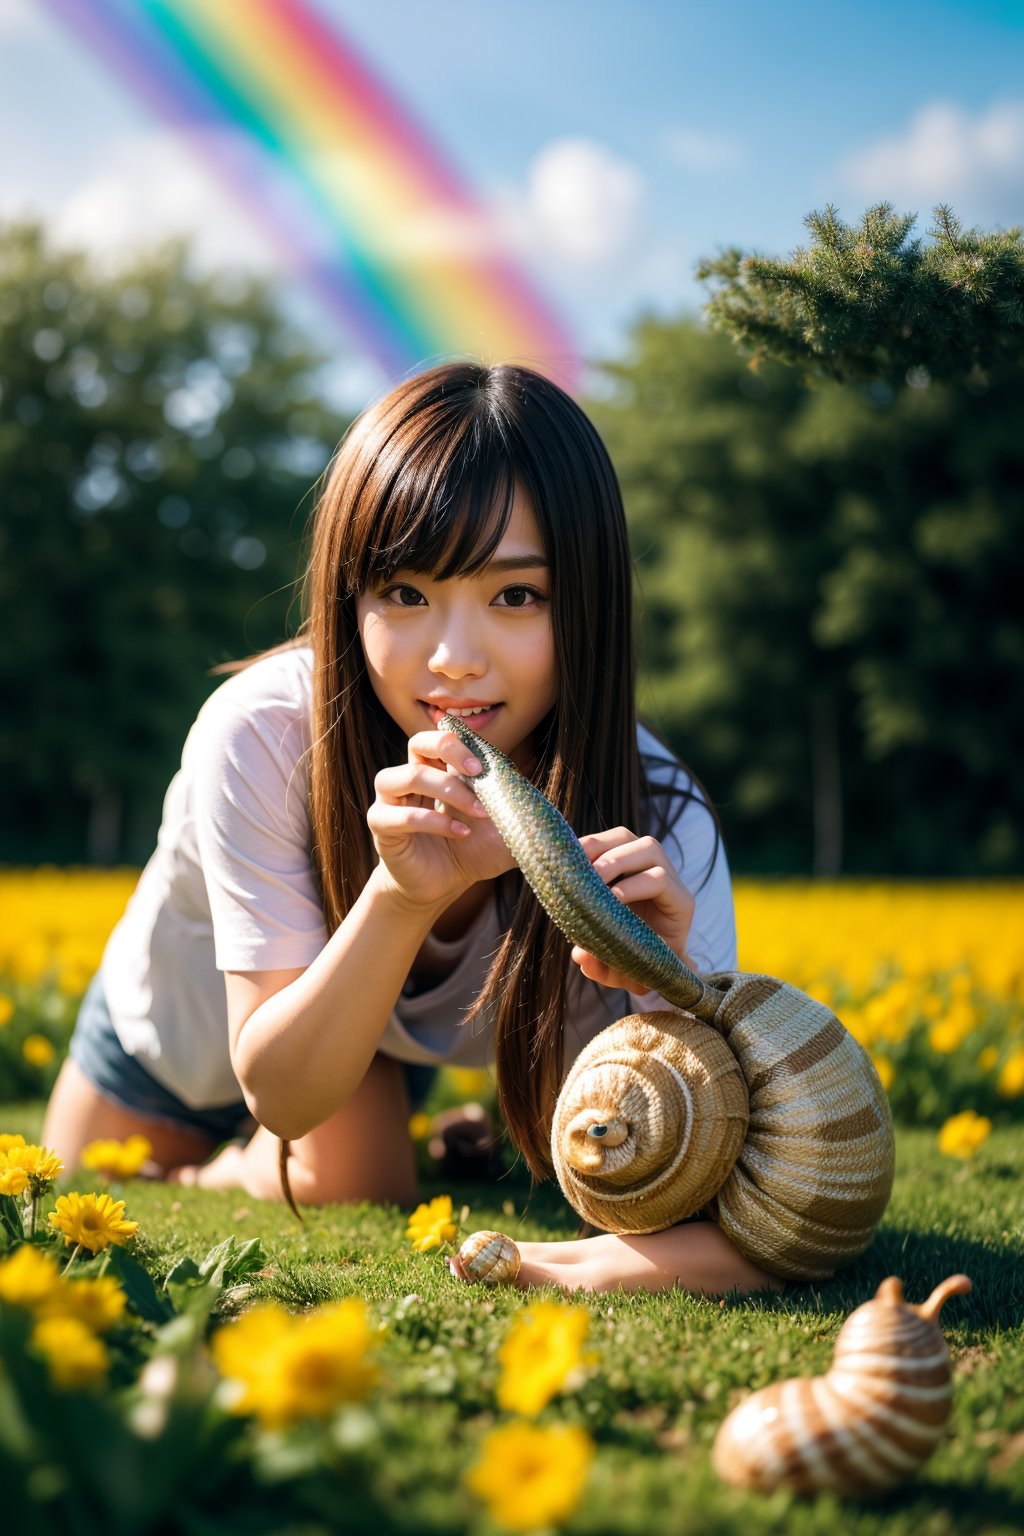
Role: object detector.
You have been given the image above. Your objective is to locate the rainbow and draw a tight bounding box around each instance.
[42,0,578,391]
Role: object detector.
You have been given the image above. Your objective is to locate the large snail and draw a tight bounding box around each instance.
[712,1273,973,1494]
[443,715,896,1283]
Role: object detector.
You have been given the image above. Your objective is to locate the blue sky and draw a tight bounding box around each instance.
[2,0,1022,405]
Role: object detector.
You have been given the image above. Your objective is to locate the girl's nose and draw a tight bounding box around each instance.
[428,626,486,680]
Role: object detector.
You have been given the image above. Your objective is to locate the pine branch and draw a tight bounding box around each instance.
[697,204,1024,386]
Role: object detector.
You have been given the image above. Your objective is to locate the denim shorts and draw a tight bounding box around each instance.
[69,974,255,1143]
[70,974,437,1141]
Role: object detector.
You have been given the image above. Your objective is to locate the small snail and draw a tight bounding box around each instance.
[712,1273,972,1495]
[453,1230,522,1285]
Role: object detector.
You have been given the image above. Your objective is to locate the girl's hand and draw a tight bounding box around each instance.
[569,827,696,992]
[367,728,515,910]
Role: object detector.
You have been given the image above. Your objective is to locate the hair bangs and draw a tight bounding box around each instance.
[356,439,518,592]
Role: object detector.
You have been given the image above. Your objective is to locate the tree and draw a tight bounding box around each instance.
[696,203,1024,385]
[0,222,348,864]
[589,310,1024,875]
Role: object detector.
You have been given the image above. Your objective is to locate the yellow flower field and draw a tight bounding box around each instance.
[0,870,1021,1125]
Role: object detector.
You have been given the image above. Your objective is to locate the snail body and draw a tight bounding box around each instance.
[455,1230,522,1285]
[443,714,895,1282]
[712,1274,972,1495]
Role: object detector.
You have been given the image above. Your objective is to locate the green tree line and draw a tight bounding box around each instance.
[1,212,1021,874]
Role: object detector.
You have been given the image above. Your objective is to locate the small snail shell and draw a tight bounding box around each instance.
[552,1012,749,1234]
[712,1273,972,1496]
[551,976,895,1281]
[456,1230,522,1285]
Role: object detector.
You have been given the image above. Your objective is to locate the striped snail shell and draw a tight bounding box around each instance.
[712,1273,972,1495]
[456,1230,522,1285]
[552,1012,749,1235]
[552,976,896,1281]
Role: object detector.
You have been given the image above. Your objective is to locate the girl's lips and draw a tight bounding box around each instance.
[423,703,502,730]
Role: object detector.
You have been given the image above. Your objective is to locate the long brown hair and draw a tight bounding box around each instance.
[267,362,716,1177]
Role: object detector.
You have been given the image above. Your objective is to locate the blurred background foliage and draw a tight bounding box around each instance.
[2,217,1021,875]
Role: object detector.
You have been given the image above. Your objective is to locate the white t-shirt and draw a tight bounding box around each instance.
[100,647,737,1108]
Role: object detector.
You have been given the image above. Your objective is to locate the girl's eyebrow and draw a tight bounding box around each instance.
[483,554,550,573]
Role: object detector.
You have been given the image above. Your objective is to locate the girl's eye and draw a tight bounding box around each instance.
[495,584,545,609]
[382,584,426,607]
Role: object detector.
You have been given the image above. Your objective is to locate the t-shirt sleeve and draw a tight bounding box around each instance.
[626,754,738,1013]
[190,672,329,973]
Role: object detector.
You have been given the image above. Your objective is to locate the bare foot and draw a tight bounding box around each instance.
[167,1142,252,1192]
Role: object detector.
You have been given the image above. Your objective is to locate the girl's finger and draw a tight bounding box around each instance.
[374,763,489,816]
[367,802,471,839]
[407,729,482,778]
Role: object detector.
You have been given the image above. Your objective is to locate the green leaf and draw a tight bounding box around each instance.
[105,1243,174,1325]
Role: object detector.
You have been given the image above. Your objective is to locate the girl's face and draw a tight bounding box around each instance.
[355,489,557,769]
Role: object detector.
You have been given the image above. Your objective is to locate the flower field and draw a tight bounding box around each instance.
[0,869,1022,1533]
[1,870,1022,1134]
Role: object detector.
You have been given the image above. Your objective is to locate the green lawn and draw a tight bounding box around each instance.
[2,1104,1022,1536]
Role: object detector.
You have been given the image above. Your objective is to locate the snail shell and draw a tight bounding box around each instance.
[712,1273,972,1495]
[551,976,895,1281]
[552,1012,749,1234]
[456,1230,522,1285]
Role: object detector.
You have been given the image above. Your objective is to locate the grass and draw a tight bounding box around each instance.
[3,1103,1023,1536]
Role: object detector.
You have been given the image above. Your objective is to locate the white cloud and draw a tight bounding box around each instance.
[663,127,743,174]
[497,137,647,272]
[838,100,1024,216]
[39,130,281,274]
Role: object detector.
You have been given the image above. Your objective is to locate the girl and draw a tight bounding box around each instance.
[44,362,774,1296]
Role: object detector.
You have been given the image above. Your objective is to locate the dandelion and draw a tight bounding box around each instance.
[31,1315,109,1390]
[48,1191,139,1259]
[938,1110,992,1159]
[22,1034,56,1068]
[0,1133,27,1154]
[407,1112,432,1142]
[929,1018,970,1055]
[497,1301,591,1417]
[0,1162,29,1198]
[81,1135,153,1179]
[997,1049,1024,1099]
[0,995,14,1027]
[977,1046,999,1073]
[212,1298,378,1430]
[3,1143,63,1198]
[406,1194,457,1253]
[38,1274,128,1333]
[0,1243,63,1308]
[465,1421,594,1532]
[870,1055,894,1092]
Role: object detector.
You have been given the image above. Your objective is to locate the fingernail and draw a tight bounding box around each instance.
[463,755,481,773]
[451,821,470,835]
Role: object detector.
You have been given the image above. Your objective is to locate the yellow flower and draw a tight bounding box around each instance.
[48,1191,139,1252]
[3,1143,63,1198]
[870,1054,894,1092]
[0,1133,27,1154]
[405,1194,457,1253]
[212,1299,379,1430]
[938,1110,992,1159]
[0,1162,29,1197]
[977,1045,999,1073]
[929,1017,970,1055]
[22,1034,56,1068]
[497,1301,591,1417]
[465,1421,594,1532]
[81,1135,153,1179]
[0,995,14,1027]
[407,1112,432,1142]
[38,1274,128,1333]
[997,1049,1024,1099]
[0,1244,63,1308]
[31,1314,109,1390]
[446,1066,492,1098]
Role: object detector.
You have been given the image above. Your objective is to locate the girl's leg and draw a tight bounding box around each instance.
[456,1223,783,1297]
[42,1057,219,1174]
[172,1052,420,1207]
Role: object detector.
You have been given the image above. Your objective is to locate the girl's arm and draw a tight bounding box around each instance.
[225,726,513,1139]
